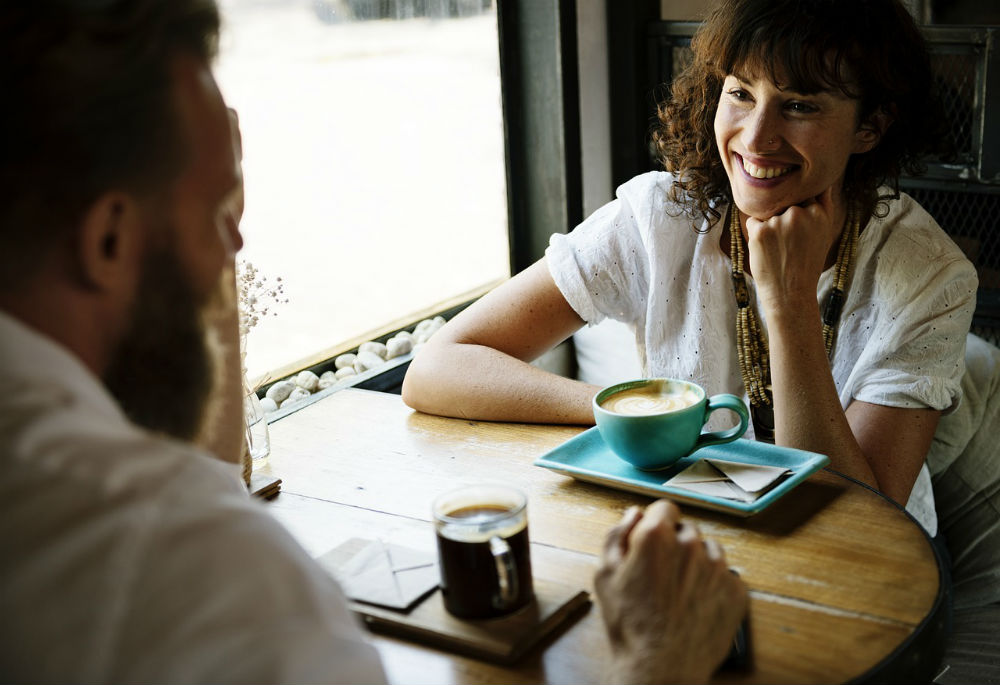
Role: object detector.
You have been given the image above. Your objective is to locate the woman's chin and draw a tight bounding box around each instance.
[734,201,787,222]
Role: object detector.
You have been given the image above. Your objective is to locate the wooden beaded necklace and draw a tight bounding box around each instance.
[729,204,860,443]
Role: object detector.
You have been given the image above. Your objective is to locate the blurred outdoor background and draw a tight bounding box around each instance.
[215,0,509,381]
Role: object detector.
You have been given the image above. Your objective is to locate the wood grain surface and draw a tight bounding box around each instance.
[259,388,942,684]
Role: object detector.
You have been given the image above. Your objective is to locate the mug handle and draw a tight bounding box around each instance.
[489,536,519,610]
[693,394,750,451]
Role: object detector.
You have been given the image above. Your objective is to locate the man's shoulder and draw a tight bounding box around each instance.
[0,382,255,586]
[0,398,280,681]
[2,425,380,684]
[2,387,236,497]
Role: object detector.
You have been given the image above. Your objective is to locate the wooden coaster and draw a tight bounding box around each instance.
[249,472,282,499]
[350,576,590,665]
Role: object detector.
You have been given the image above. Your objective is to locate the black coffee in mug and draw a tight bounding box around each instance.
[433,488,534,619]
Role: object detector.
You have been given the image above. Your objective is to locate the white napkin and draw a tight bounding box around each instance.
[664,458,791,503]
[333,539,439,610]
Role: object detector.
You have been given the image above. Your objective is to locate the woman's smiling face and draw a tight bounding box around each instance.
[714,70,878,221]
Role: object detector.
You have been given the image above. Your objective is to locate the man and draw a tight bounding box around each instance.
[0,1,746,683]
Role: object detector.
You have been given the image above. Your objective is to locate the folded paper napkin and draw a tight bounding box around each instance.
[326,539,440,611]
[664,458,791,503]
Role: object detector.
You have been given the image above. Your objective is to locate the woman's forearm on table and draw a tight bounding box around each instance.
[402,258,599,424]
[401,340,600,424]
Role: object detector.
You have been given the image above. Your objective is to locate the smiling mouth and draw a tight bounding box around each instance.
[740,155,795,179]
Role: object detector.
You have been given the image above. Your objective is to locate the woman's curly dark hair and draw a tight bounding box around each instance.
[653,0,951,227]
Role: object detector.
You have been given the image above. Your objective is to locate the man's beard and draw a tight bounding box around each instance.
[103,246,219,443]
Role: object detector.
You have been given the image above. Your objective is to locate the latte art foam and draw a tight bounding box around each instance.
[601,386,701,415]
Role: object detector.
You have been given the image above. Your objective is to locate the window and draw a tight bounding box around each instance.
[215,0,509,382]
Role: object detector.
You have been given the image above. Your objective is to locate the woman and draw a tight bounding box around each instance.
[402,0,977,534]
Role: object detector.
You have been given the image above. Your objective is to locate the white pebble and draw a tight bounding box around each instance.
[386,336,412,359]
[265,379,295,404]
[335,367,357,380]
[353,350,386,373]
[358,341,387,359]
[318,373,337,390]
[260,397,278,413]
[335,353,356,370]
[295,370,319,392]
[414,318,444,343]
[281,387,312,407]
[394,330,414,342]
[359,349,386,368]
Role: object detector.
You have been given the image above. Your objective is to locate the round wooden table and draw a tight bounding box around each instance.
[261,388,946,684]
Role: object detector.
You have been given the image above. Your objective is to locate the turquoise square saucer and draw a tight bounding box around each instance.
[534,427,829,516]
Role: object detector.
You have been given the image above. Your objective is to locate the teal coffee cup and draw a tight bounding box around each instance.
[593,378,750,471]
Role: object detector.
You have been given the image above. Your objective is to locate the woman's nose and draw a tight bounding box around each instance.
[743,107,782,153]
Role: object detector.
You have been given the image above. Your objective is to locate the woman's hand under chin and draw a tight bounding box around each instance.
[744,184,845,314]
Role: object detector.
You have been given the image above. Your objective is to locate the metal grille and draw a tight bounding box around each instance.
[905,29,1000,345]
[928,50,978,165]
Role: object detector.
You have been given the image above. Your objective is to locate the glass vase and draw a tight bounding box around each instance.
[244,380,271,470]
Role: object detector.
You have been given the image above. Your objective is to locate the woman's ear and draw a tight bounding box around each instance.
[75,191,144,292]
[854,105,895,154]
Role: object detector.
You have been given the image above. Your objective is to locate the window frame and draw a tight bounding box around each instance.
[499,0,583,272]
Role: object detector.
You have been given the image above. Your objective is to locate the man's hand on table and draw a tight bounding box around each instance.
[595,500,748,684]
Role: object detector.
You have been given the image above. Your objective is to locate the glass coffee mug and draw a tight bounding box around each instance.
[432,485,534,619]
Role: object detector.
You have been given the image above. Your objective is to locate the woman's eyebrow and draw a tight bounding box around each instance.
[728,70,837,100]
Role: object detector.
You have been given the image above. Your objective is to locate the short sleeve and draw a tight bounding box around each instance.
[847,207,979,412]
[546,182,651,327]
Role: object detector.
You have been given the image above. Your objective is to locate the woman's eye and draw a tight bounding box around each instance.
[726,88,751,102]
[786,101,818,114]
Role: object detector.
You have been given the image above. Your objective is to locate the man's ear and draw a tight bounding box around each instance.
[854,105,895,154]
[75,192,144,291]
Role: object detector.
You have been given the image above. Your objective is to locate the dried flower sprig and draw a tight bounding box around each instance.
[236,259,288,369]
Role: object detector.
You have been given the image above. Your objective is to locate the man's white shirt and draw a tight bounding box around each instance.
[0,311,386,684]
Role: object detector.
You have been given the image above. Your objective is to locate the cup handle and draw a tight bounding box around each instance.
[489,535,518,610]
[693,394,750,451]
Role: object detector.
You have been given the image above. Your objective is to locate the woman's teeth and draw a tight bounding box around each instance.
[742,158,792,179]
